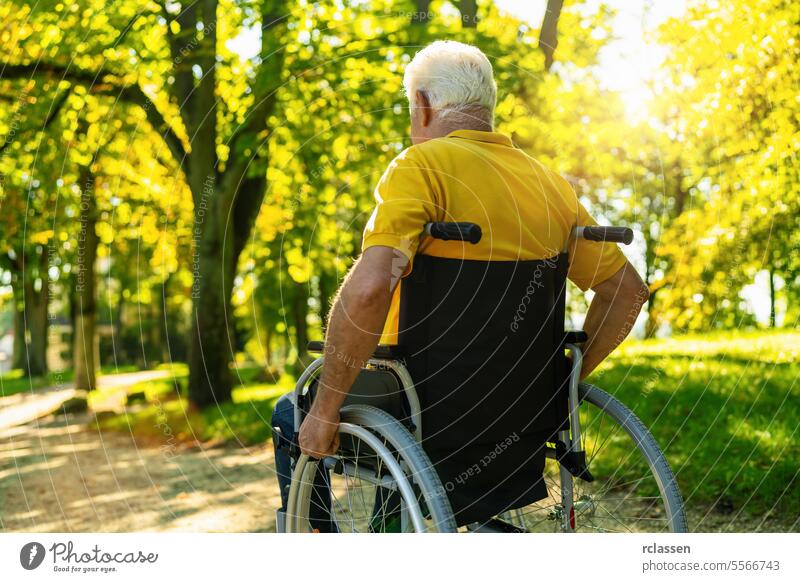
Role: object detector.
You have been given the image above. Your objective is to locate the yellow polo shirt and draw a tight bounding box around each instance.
[362,129,628,344]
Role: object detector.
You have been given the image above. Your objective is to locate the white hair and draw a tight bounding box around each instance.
[403,40,497,124]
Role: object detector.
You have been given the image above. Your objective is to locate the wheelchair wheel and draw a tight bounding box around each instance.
[495,383,688,533]
[285,405,457,533]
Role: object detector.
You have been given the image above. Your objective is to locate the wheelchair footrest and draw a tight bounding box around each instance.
[555,441,595,482]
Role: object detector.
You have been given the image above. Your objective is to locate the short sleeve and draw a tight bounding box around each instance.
[567,199,629,291]
[362,148,437,271]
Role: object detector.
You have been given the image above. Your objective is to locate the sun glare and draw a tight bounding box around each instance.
[497,0,687,122]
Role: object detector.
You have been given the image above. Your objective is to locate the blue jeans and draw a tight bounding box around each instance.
[271,393,338,532]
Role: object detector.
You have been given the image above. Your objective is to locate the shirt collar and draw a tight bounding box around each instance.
[446,129,513,147]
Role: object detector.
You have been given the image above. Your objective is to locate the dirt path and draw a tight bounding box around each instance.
[0,372,282,532]
[0,413,281,532]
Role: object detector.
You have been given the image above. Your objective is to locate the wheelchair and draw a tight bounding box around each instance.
[278,222,688,533]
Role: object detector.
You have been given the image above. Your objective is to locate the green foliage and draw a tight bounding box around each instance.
[1,0,797,382]
[0,365,140,398]
[651,0,800,331]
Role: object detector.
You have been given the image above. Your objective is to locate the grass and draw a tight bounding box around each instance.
[587,329,800,519]
[93,366,294,446]
[0,365,140,398]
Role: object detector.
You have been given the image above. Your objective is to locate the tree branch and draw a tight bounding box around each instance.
[539,0,564,71]
[458,0,478,28]
[1,62,188,178]
[0,87,72,156]
[158,0,198,131]
[223,2,285,195]
[113,84,190,177]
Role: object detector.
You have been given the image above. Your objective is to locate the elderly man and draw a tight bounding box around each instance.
[272,40,649,529]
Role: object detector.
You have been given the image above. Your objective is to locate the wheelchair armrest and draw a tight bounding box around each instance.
[564,331,588,344]
[307,341,405,361]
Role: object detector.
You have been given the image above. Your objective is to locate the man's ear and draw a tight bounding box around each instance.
[415,90,433,127]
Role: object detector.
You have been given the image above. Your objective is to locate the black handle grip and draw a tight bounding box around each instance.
[424,222,482,244]
[578,226,634,245]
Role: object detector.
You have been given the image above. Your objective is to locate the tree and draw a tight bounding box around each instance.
[3,0,290,404]
[0,77,71,376]
[652,0,800,331]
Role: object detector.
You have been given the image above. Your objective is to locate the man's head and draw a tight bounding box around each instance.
[403,40,497,144]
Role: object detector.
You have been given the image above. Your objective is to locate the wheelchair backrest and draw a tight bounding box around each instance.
[396,253,571,443]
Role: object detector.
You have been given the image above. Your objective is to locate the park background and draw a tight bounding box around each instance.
[0,0,797,532]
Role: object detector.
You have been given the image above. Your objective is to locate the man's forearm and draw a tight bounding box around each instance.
[580,268,649,378]
[312,264,394,418]
[298,247,401,458]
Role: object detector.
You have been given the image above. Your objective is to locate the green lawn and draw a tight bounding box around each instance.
[93,365,293,446]
[587,330,799,518]
[0,365,141,398]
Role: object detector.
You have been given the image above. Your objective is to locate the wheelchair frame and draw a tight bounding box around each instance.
[286,342,599,532]
[279,223,688,533]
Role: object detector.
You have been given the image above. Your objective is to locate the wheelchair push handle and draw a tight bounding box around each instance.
[423,222,482,244]
[573,225,634,245]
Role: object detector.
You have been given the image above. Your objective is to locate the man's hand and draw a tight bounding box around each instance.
[298,406,341,459]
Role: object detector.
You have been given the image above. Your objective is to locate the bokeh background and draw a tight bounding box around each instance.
[0,0,797,532]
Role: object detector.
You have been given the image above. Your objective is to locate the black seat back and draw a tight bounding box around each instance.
[398,253,570,439]
[396,253,571,525]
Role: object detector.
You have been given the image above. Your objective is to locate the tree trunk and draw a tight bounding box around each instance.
[11,285,26,370]
[182,0,284,407]
[115,281,125,360]
[293,286,310,371]
[769,269,776,328]
[188,203,234,407]
[643,241,658,339]
[413,0,431,24]
[318,272,332,331]
[159,275,172,363]
[188,265,233,406]
[7,250,48,376]
[459,0,478,27]
[73,174,99,391]
[23,264,49,377]
[645,288,659,338]
[540,0,565,70]
[263,327,272,367]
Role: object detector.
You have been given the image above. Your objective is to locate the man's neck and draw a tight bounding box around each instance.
[413,110,495,144]
[438,120,493,135]
[424,118,493,142]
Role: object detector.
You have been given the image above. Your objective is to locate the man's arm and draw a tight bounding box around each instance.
[579,261,650,379]
[298,246,406,458]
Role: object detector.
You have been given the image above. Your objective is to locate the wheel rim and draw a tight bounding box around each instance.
[287,422,428,532]
[500,394,681,533]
